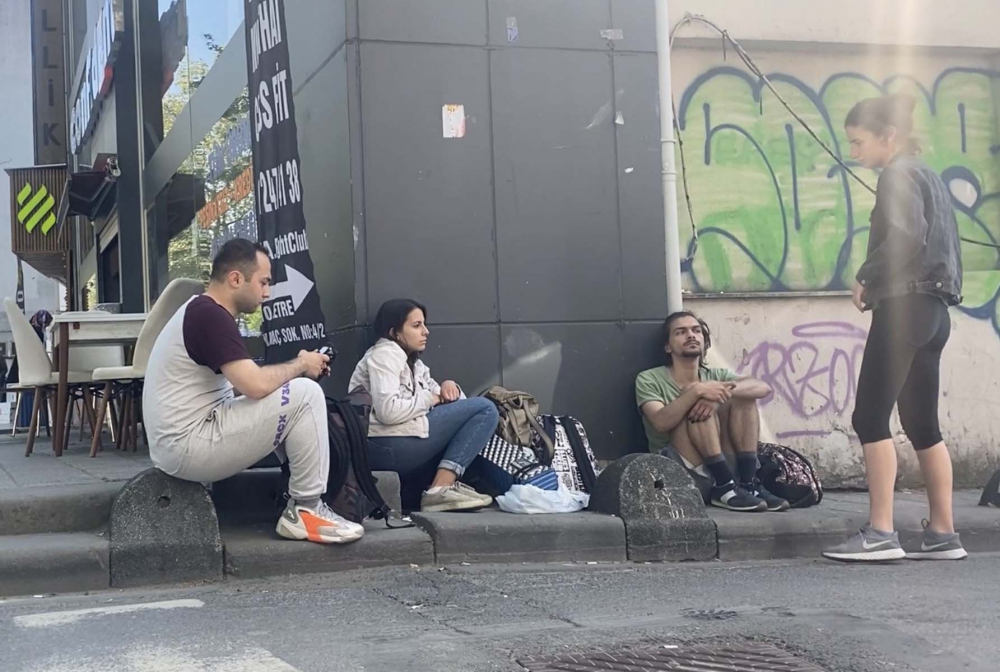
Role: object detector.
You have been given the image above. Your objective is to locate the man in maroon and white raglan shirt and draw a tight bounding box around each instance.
[143,238,363,545]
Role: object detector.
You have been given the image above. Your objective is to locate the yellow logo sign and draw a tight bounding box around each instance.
[16,183,56,235]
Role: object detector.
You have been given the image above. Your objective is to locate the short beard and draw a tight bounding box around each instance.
[234,295,258,316]
[678,349,703,361]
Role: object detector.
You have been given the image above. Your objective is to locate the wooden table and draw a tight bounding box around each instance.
[50,312,147,456]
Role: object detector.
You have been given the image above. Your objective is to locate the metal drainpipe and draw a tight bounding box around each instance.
[654,0,684,314]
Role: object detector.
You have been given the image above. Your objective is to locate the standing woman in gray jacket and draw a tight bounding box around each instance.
[350,299,499,512]
[824,94,967,563]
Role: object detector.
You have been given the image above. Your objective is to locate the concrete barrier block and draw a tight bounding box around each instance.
[110,468,223,588]
[625,518,718,562]
[590,453,717,561]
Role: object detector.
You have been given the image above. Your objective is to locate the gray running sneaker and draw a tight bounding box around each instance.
[905,520,968,561]
[420,482,493,512]
[823,523,905,562]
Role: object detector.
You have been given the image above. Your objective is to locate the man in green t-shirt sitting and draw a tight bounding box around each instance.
[635,312,789,512]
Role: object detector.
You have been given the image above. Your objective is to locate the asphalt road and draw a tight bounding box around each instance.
[2,554,996,672]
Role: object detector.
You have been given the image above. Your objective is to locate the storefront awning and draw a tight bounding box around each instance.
[55,154,120,226]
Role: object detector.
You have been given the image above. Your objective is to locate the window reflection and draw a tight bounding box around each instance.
[158,0,244,135]
[151,88,259,334]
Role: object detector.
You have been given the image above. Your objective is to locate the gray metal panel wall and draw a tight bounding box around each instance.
[360,0,487,45]
[501,322,664,457]
[360,42,497,324]
[492,48,622,322]
[287,0,354,330]
[488,0,611,50]
[420,325,503,396]
[286,0,348,84]
[333,0,671,459]
[346,40,368,326]
[294,47,355,331]
[610,0,657,53]
[615,53,668,320]
[322,326,370,397]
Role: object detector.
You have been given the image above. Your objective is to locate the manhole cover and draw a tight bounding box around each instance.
[518,642,826,672]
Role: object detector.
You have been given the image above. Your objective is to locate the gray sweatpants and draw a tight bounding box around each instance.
[165,378,329,500]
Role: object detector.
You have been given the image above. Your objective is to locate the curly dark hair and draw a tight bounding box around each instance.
[661,311,711,369]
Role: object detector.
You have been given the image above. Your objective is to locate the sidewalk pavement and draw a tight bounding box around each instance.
[1,434,998,598]
[0,434,153,490]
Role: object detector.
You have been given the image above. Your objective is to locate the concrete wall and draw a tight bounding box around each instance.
[0,1,59,352]
[689,297,1000,489]
[664,0,1000,50]
[669,23,1000,487]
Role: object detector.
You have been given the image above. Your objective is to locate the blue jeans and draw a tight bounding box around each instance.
[367,398,499,478]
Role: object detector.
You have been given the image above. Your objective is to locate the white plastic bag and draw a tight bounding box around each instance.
[496,484,590,514]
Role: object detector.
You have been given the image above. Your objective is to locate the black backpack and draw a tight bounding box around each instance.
[756,442,823,508]
[276,387,409,527]
[980,469,1000,508]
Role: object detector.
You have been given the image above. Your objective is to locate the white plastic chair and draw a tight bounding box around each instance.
[89,278,204,456]
[65,345,126,445]
[6,382,47,439]
[3,298,93,456]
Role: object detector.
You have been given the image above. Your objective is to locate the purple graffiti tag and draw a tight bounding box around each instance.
[737,322,867,420]
[791,322,868,339]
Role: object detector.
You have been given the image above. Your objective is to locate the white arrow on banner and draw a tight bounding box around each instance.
[267,263,313,311]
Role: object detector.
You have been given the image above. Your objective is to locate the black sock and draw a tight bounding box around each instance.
[704,454,734,490]
[737,453,758,486]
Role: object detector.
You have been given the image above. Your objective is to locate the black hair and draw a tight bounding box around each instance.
[210,238,269,282]
[373,298,428,362]
[845,93,920,154]
[661,311,712,368]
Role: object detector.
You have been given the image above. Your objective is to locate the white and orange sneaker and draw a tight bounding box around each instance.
[276,499,365,544]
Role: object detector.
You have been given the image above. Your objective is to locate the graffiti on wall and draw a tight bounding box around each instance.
[677,67,1000,334]
[736,321,866,440]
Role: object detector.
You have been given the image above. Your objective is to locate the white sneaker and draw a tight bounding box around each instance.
[420,482,493,512]
[276,500,365,544]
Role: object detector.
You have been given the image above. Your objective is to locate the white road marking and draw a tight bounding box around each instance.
[23,646,303,672]
[13,599,205,629]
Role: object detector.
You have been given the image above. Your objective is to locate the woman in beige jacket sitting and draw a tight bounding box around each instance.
[350,299,499,512]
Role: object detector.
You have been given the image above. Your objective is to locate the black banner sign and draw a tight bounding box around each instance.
[244,0,327,363]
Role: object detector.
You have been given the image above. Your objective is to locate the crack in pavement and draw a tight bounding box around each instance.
[0,461,20,486]
[368,583,476,636]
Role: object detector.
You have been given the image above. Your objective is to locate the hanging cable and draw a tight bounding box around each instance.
[668,13,1000,252]
[672,97,698,264]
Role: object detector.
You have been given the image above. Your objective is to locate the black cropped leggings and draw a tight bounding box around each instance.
[852,293,951,450]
